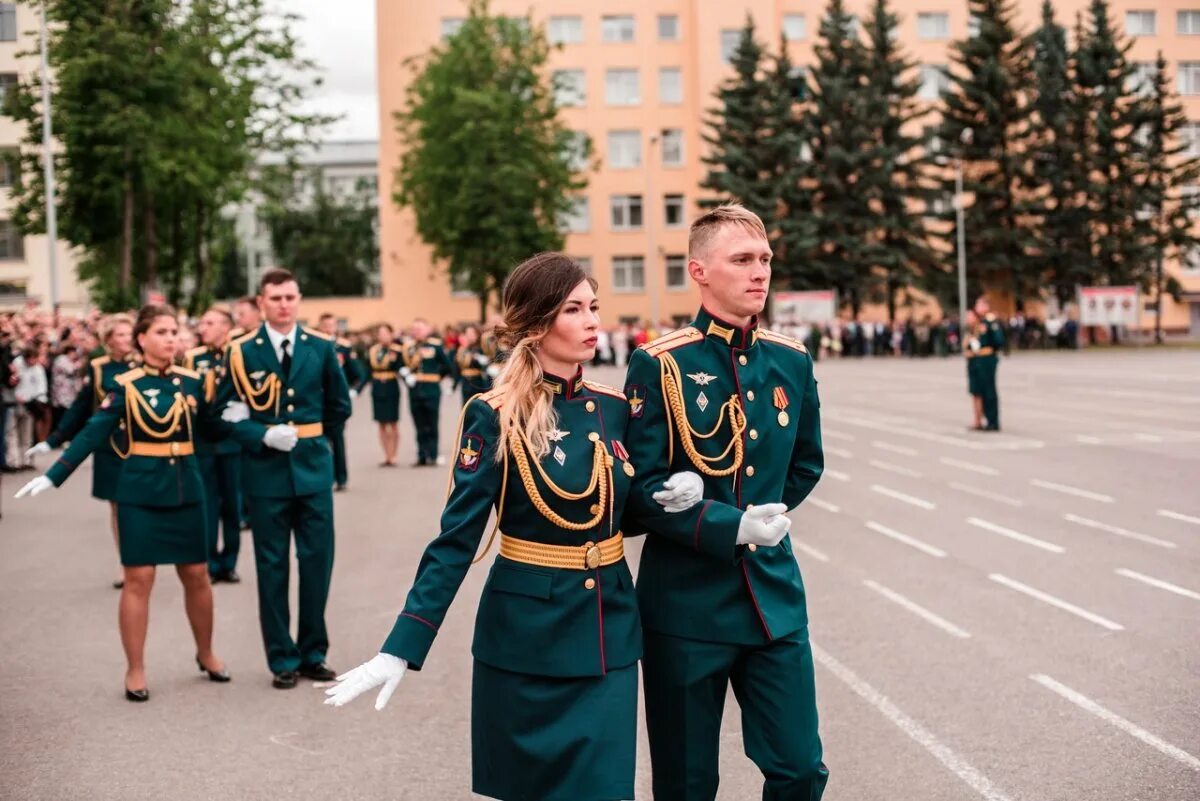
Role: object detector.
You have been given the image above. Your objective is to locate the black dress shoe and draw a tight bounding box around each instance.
[125,687,150,702]
[112,579,125,590]
[220,569,241,584]
[298,662,337,681]
[197,657,232,683]
[272,670,298,689]
[335,483,348,492]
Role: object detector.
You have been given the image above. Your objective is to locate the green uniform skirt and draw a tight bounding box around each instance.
[471,660,637,801]
[91,448,122,501]
[116,501,208,567]
[371,379,400,423]
[967,360,984,397]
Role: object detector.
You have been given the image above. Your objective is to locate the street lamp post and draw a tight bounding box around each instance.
[645,131,660,326]
[39,8,59,311]
[954,128,973,322]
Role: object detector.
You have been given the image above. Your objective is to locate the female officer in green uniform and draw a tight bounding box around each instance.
[367,323,405,466]
[326,254,707,801]
[16,305,231,702]
[451,323,495,405]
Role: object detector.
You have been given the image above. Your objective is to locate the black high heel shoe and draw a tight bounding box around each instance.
[196,657,231,683]
[125,686,150,702]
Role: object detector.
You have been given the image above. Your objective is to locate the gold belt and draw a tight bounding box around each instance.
[129,441,195,457]
[416,374,442,383]
[459,368,482,377]
[500,533,624,570]
[287,422,324,438]
[372,371,397,379]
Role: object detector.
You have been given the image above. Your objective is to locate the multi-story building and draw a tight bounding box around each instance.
[0,2,84,312]
[335,1,1200,334]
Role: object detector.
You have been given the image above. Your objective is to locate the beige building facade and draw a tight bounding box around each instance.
[318,0,1200,334]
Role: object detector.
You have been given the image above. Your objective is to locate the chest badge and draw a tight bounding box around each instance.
[696,391,710,413]
[144,388,161,408]
[688,371,717,386]
[773,386,790,427]
[553,445,567,466]
[612,440,635,477]
[548,428,570,442]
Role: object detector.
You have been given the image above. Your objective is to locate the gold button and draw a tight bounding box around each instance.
[118,421,126,430]
[287,404,294,412]
[168,458,176,465]
[300,334,308,341]
[287,388,295,397]
[747,390,756,402]
[748,543,758,552]
[588,432,600,442]
[749,429,758,440]
[287,421,296,426]
[584,578,596,590]
[746,466,755,477]
[739,355,748,365]
[172,377,181,385]
[586,401,596,412]
[256,338,264,345]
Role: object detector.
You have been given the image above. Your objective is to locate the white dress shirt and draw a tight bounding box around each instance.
[265,324,299,367]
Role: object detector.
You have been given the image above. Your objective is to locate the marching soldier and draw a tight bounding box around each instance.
[624,205,829,800]
[27,313,138,589]
[367,323,405,467]
[451,324,495,405]
[16,304,231,702]
[317,313,365,490]
[230,295,261,341]
[401,318,453,466]
[217,268,352,689]
[185,307,243,583]
[971,297,1003,432]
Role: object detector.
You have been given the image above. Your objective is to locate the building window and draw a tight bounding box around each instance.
[612,256,645,292]
[659,67,683,105]
[968,14,982,37]
[0,219,24,260]
[1125,10,1156,36]
[0,148,17,188]
[658,14,680,41]
[548,15,583,45]
[607,130,642,169]
[610,195,643,230]
[783,14,807,41]
[1183,244,1200,272]
[917,12,950,40]
[0,73,17,112]
[561,196,590,233]
[1181,11,1200,34]
[666,255,687,289]
[563,130,589,171]
[440,17,464,40]
[1185,185,1200,218]
[605,68,640,106]
[0,4,14,42]
[720,29,741,64]
[919,65,950,100]
[554,69,586,107]
[1129,62,1157,96]
[1182,123,1200,158]
[664,195,685,228]
[923,125,944,156]
[602,15,635,43]
[661,128,684,166]
[1179,63,1200,95]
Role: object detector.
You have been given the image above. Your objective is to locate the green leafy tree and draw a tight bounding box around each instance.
[393,0,585,320]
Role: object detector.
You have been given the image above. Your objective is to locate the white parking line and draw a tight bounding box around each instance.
[1115,568,1200,601]
[824,469,850,482]
[866,521,947,558]
[863,579,971,639]
[1133,433,1164,443]
[792,540,831,563]
[988,574,1123,631]
[814,645,1016,800]
[939,457,999,476]
[1158,509,1200,526]
[1030,674,1200,771]
[806,497,840,514]
[968,517,1065,554]
[949,482,1024,507]
[823,429,856,442]
[1030,478,1114,503]
[824,446,854,459]
[872,440,918,457]
[1075,435,1103,445]
[871,484,937,510]
[869,459,923,478]
[1063,514,1177,549]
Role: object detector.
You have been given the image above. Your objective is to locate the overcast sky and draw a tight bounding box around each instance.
[287,0,379,142]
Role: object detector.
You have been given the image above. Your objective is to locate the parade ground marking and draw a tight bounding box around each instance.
[862,579,971,639]
[807,497,841,514]
[940,457,999,476]
[792,539,831,563]
[824,469,850,482]
[988,574,1123,631]
[1114,568,1200,601]
[813,644,1016,801]
[1158,509,1200,527]
[949,482,1024,508]
[823,429,856,442]
[822,411,1044,451]
[824,446,854,459]
[871,439,919,457]
[1133,433,1164,443]
[1075,435,1103,445]
[1029,479,1114,504]
[866,521,946,558]
[1030,674,1200,771]
[1063,514,1177,549]
[870,484,937,511]
[967,517,1065,554]
[869,459,923,478]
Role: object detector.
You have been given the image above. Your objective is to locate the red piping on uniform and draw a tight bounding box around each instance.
[57,458,74,471]
[742,561,773,640]
[693,500,713,551]
[401,612,438,632]
[596,569,607,675]
[729,348,747,508]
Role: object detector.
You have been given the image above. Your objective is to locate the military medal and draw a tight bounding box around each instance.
[612,440,635,477]
[773,386,790,427]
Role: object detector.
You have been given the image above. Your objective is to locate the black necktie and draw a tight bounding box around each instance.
[280,338,292,377]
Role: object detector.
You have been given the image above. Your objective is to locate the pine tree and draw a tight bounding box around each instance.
[938,0,1036,304]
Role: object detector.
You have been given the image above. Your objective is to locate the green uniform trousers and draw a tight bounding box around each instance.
[409,393,441,463]
[979,357,1000,430]
[326,424,348,486]
[643,627,828,801]
[247,491,335,673]
[201,452,243,575]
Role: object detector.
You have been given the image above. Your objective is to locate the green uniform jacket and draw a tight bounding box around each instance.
[46,354,136,450]
[624,308,824,645]
[337,338,367,393]
[216,324,352,498]
[403,336,453,397]
[382,373,704,678]
[185,345,241,457]
[46,364,217,507]
[451,346,494,399]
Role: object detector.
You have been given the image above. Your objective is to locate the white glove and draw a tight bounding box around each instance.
[222,401,250,423]
[653,471,704,513]
[736,503,792,548]
[262,425,299,452]
[24,441,52,459]
[349,388,359,399]
[404,374,417,388]
[324,653,408,711]
[486,364,500,378]
[15,475,54,499]
[474,354,489,367]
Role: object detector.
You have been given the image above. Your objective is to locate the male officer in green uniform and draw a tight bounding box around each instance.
[217,268,352,688]
[625,205,828,800]
[400,318,453,466]
[186,307,243,583]
[971,297,1003,431]
[316,313,365,490]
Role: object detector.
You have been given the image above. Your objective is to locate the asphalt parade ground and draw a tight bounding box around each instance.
[2,348,1198,800]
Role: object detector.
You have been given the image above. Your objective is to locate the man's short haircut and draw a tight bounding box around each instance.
[206,306,234,326]
[688,204,769,261]
[236,296,256,308]
[258,267,297,293]
[318,312,335,323]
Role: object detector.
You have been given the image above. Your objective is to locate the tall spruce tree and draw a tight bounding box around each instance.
[938,0,1035,304]
[804,0,878,314]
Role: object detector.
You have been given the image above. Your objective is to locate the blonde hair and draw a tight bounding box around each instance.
[99,313,135,353]
[491,253,593,462]
[688,204,769,261]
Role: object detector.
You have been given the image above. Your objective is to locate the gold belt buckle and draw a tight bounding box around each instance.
[583,542,601,570]
[169,441,180,456]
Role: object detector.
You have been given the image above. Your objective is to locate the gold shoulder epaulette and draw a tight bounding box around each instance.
[172,366,200,380]
[641,326,702,358]
[336,337,351,348]
[584,381,626,401]
[303,326,334,342]
[478,386,506,410]
[755,329,808,354]
[427,336,443,346]
[90,354,111,367]
[185,345,208,359]
[231,329,256,347]
[116,368,145,386]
